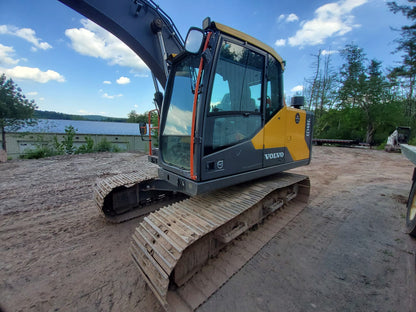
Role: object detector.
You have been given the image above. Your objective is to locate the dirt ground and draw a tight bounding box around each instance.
[0,146,415,312]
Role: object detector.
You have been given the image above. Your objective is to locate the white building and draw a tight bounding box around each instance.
[1,119,155,159]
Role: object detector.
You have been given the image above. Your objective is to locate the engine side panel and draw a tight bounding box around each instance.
[251,106,313,163]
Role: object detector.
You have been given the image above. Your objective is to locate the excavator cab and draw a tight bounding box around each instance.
[158,21,313,196]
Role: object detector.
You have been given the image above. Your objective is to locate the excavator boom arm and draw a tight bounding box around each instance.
[58,0,185,87]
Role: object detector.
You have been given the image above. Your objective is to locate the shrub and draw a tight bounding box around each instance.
[53,135,65,154]
[376,142,386,150]
[53,125,77,154]
[21,146,59,159]
[94,138,112,152]
[94,138,120,153]
[62,125,77,154]
[20,131,122,160]
[76,136,94,154]
[111,145,121,153]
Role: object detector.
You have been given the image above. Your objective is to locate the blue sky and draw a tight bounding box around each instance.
[0,0,409,118]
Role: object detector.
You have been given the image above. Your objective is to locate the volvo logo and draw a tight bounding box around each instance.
[264,152,284,160]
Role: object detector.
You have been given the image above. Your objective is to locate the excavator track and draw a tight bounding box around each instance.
[93,164,187,223]
[130,172,310,311]
[93,170,157,223]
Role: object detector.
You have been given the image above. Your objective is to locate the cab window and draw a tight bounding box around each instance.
[204,40,264,155]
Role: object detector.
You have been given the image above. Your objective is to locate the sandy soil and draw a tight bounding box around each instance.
[1,147,415,312]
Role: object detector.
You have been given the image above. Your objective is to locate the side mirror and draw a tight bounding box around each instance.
[185,28,205,54]
[139,122,147,136]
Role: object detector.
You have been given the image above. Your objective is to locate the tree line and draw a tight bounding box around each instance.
[34,110,127,122]
[303,1,416,145]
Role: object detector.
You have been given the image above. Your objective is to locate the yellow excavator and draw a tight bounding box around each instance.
[59,0,313,310]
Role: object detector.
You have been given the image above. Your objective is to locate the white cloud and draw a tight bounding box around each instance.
[2,66,65,83]
[102,93,123,99]
[291,85,304,93]
[322,49,338,55]
[116,76,130,85]
[277,13,299,23]
[134,73,149,78]
[26,91,38,96]
[275,39,286,47]
[0,44,20,66]
[286,14,299,22]
[103,80,111,84]
[0,25,52,51]
[102,93,113,99]
[65,19,148,72]
[287,0,368,47]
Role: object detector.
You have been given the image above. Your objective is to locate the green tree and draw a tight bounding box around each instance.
[337,44,367,109]
[329,44,368,140]
[362,60,392,143]
[0,74,37,152]
[336,45,397,144]
[127,110,147,123]
[313,44,402,144]
[387,0,416,123]
[127,109,159,135]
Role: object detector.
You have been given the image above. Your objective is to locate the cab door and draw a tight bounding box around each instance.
[200,38,265,181]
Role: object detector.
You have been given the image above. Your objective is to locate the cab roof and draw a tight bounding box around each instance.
[208,21,285,70]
